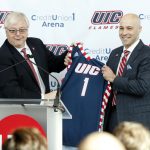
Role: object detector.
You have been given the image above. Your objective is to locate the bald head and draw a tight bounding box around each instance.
[120,13,141,27]
[119,13,142,49]
[78,132,125,150]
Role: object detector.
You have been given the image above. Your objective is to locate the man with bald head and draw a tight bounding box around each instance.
[101,13,150,132]
[79,131,125,150]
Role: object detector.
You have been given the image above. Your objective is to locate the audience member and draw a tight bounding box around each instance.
[2,127,47,150]
[114,121,150,150]
[78,131,126,150]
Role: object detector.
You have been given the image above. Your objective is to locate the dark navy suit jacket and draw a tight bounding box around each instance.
[104,40,150,130]
[0,37,67,98]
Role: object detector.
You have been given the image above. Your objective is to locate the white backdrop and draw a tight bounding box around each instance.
[0,0,150,90]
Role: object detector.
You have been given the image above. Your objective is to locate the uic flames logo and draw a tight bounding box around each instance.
[91,10,123,25]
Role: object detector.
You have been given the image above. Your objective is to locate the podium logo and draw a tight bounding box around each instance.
[0,114,46,146]
[0,11,11,24]
[91,10,123,25]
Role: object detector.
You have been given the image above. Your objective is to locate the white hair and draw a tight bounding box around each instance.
[4,11,29,28]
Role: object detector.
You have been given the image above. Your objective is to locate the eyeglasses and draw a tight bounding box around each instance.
[6,28,28,34]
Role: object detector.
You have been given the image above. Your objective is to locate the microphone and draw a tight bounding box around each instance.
[27,54,34,59]
[26,54,62,112]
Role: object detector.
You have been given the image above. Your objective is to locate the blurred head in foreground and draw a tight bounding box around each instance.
[114,121,150,150]
[2,127,47,150]
[78,131,125,150]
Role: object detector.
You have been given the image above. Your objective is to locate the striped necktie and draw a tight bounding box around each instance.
[21,48,40,86]
[118,50,130,76]
[112,50,130,106]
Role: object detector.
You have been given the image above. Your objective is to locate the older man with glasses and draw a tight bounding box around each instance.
[0,11,70,99]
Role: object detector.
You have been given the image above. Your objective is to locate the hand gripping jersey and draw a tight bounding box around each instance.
[61,43,111,146]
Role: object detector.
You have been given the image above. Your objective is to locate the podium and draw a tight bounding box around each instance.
[0,99,72,150]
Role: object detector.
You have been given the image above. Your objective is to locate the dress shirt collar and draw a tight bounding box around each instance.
[16,42,32,56]
[123,39,140,53]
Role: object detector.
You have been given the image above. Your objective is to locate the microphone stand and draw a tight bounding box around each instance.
[27,54,63,112]
[0,59,26,73]
[53,85,60,112]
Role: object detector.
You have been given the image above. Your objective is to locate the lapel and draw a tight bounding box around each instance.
[6,40,40,87]
[26,40,41,65]
[123,40,143,76]
[110,47,123,74]
[26,39,45,80]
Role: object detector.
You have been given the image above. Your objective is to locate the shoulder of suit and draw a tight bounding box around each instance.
[138,40,150,50]
[0,43,12,58]
[27,37,43,43]
[111,46,123,54]
[0,40,9,51]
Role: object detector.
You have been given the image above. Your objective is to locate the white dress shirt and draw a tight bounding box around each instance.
[116,39,140,74]
[17,42,45,99]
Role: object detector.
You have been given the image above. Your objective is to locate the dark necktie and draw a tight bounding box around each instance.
[112,50,130,105]
[21,48,40,86]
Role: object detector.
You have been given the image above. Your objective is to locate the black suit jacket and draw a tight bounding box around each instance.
[0,37,67,98]
[104,40,150,129]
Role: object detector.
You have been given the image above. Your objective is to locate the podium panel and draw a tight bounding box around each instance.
[0,99,71,150]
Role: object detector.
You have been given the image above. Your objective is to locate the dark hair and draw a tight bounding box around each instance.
[2,127,47,150]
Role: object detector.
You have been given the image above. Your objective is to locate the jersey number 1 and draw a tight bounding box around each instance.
[81,77,89,96]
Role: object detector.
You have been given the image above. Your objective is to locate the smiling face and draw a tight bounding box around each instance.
[5,19,28,48]
[119,14,142,49]
[4,12,29,48]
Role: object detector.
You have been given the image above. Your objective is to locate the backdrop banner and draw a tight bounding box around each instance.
[0,0,150,90]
